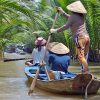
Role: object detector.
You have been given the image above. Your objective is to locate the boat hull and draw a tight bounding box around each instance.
[25,67,100,94]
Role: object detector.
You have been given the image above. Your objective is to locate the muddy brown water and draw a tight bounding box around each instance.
[0,53,100,100]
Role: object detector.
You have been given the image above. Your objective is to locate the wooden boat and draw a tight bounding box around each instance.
[25,66,100,94]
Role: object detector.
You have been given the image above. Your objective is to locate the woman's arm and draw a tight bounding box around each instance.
[62,11,70,18]
[57,7,70,18]
[56,16,72,32]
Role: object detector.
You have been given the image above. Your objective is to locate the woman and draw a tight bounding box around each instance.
[47,42,70,73]
[50,1,90,74]
[25,37,50,73]
[32,37,46,65]
[25,37,46,65]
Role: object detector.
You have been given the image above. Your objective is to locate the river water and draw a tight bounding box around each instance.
[0,53,100,100]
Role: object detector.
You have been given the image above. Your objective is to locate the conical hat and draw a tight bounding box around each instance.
[48,42,70,54]
[67,1,87,14]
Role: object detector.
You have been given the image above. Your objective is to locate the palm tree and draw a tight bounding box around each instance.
[0,0,99,62]
[0,0,51,60]
[82,0,100,61]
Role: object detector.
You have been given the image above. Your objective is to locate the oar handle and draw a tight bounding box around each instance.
[41,13,59,80]
[44,12,59,58]
[51,12,59,29]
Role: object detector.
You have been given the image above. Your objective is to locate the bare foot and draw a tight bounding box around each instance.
[83,70,90,74]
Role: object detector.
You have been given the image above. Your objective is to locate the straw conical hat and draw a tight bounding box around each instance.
[67,1,87,14]
[48,42,70,54]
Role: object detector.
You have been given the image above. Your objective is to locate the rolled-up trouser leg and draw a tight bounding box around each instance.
[81,52,89,72]
[77,49,89,72]
[75,35,90,73]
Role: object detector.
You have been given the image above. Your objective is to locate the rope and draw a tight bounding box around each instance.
[85,76,100,99]
[84,77,93,100]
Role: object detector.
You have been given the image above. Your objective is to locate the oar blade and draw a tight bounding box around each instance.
[28,67,40,96]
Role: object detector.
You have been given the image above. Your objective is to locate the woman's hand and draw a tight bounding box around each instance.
[50,29,57,33]
[56,7,64,14]
[40,60,46,66]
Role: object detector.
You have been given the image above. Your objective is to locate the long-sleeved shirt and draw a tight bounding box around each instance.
[32,46,46,64]
[48,53,70,73]
[32,46,51,72]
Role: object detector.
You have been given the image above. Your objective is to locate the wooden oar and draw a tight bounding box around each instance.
[42,12,59,80]
[28,66,40,96]
[28,12,59,96]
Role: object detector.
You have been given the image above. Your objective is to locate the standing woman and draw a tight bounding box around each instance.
[50,1,90,74]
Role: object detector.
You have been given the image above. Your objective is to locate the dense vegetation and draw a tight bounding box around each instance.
[0,0,100,61]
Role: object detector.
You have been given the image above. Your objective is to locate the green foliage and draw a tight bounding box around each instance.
[82,0,100,50]
[0,0,51,50]
[54,0,100,51]
[0,0,99,55]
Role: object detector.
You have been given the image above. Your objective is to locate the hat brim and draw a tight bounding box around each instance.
[35,39,46,46]
[66,1,87,14]
[48,42,70,54]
